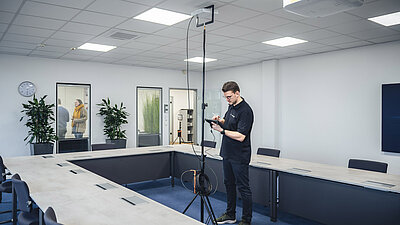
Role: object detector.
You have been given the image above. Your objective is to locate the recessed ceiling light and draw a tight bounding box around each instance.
[134,8,191,26]
[184,57,217,63]
[368,11,400,27]
[262,37,308,47]
[77,43,116,52]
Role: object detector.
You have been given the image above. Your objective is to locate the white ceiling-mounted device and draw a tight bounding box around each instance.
[283,0,364,18]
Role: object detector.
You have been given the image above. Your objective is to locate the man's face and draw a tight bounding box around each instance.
[75,101,79,107]
[223,90,239,105]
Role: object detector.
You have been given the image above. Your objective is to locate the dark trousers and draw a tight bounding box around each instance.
[223,159,252,222]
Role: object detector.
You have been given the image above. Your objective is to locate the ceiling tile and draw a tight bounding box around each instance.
[326,19,382,34]
[86,0,149,18]
[36,45,71,53]
[348,27,399,40]
[0,40,37,49]
[44,38,85,48]
[333,41,372,49]
[72,11,127,27]
[267,22,318,36]
[136,35,178,45]
[117,19,166,33]
[203,34,230,44]
[287,42,326,51]
[218,48,254,56]
[0,11,14,23]
[13,15,66,30]
[0,46,31,54]
[237,14,292,31]
[0,23,8,33]
[214,38,254,48]
[124,0,164,7]
[281,51,310,58]
[30,50,65,58]
[369,34,400,43]
[154,26,200,39]
[32,0,94,9]
[156,0,221,14]
[209,24,257,38]
[3,33,46,44]
[216,4,261,24]
[167,39,202,49]
[241,51,274,59]
[61,53,93,61]
[265,47,298,55]
[269,8,307,22]
[99,51,133,59]
[306,45,340,54]
[347,0,400,18]
[61,22,109,36]
[301,12,362,28]
[239,30,281,42]
[51,31,93,42]
[89,56,118,63]
[0,0,23,13]
[204,44,232,53]
[240,43,277,52]
[232,0,282,13]
[20,1,80,20]
[293,29,341,41]
[315,35,359,45]
[122,40,159,50]
[8,25,55,37]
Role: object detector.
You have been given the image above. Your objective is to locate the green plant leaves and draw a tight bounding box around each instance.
[20,95,57,144]
[97,98,129,140]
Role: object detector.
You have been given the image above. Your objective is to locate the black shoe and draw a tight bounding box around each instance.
[216,213,236,224]
[238,220,251,225]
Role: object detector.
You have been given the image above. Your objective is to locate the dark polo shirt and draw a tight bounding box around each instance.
[220,98,254,164]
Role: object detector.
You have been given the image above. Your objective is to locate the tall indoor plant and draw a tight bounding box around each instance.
[97,98,129,148]
[20,95,57,155]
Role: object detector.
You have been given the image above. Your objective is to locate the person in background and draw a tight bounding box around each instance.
[57,99,69,139]
[211,81,254,225]
[71,99,87,138]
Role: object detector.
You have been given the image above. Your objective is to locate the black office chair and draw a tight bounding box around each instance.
[11,174,39,225]
[348,159,388,173]
[44,207,63,225]
[201,140,216,148]
[257,148,280,158]
[0,156,13,224]
[91,143,117,151]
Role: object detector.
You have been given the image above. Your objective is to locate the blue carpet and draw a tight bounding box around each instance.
[129,178,322,225]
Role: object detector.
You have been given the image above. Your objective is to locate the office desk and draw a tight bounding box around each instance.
[4,145,400,225]
[4,146,202,225]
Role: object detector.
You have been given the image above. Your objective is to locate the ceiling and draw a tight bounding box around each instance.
[0,0,399,71]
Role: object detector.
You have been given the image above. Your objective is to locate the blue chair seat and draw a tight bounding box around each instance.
[18,208,39,225]
[0,180,12,193]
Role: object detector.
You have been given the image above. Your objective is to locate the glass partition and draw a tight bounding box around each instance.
[56,83,91,153]
[137,87,162,147]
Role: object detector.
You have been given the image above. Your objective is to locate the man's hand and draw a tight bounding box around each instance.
[212,115,225,125]
[211,122,223,132]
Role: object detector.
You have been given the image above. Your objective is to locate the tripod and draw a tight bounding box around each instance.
[182,5,217,225]
[172,121,185,144]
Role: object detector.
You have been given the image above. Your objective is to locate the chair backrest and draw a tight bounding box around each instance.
[0,156,5,182]
[348,159,388,173]
[91,143,117,151]
[201,140,216,148]
[44,207,63,225]
[257,148,280,158]
[11,174,32,213]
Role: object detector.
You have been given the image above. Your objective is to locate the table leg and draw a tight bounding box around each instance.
[170,151,175,187]
[269,170,277,222]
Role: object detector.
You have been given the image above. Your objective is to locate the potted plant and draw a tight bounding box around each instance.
[97,98,129,148]
[20,95,57,155]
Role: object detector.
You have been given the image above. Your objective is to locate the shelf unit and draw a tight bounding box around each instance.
[179,109,196,143]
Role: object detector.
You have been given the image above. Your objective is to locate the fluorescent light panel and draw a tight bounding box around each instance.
[78,43,116,52]
[368,11,400,26]
[184,57,217,63]
[262,37,308,47]
[134,8,191,26]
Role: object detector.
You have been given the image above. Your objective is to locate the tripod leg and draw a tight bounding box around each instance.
[201,196,217,225]
[204,195,218,225]
[172,135,179,145]
[183,193,199,214]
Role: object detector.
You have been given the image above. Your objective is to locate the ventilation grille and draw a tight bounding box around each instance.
[109,32,138,40]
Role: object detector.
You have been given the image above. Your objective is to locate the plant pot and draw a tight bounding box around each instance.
[30,143,54,155]
[106,139,127,149]
[138,133,160,147]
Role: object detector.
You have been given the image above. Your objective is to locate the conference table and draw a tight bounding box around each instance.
[4,145,400,225]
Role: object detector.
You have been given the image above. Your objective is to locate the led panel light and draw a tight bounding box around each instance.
[78,43,116,52]
[184,57,217,63]
[262,37,308,47]
[134,8,191,26]
[368,12,400,27]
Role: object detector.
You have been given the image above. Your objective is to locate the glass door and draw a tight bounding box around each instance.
[137,87,162,147]
[56,83,91,153]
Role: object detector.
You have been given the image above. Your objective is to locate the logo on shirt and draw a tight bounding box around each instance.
[230,114,236,118]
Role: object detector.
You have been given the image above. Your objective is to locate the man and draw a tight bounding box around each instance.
[211,81,254,225]
[57,99,69,139]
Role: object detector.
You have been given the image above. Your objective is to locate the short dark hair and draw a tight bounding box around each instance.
[222,81,240,93]
[76,99,83,105]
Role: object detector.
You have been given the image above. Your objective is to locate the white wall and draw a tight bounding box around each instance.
[0,54,201,157]
[208,41,400,175]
